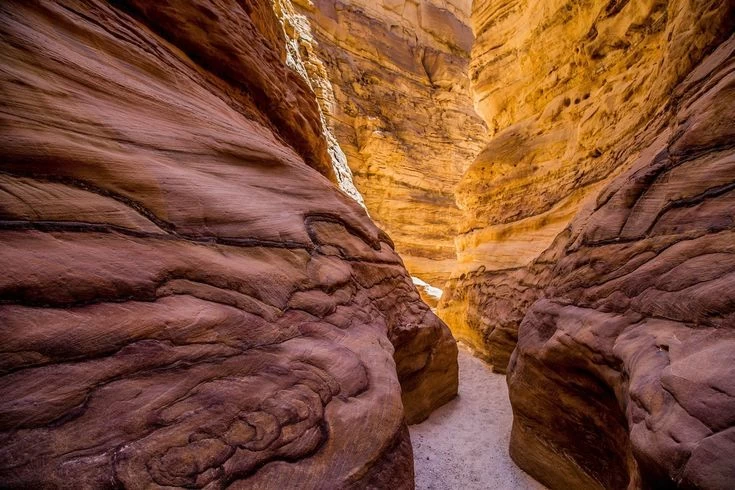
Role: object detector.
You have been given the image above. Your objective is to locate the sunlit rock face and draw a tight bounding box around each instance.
[435,0,735,486]
[0,1,457,487]
[281,0,488,288]
[439,0,734,367]
[509,37,735,489]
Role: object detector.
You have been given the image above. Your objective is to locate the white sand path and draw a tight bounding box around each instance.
[410,345,547,490]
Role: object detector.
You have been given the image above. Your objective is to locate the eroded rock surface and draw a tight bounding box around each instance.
[439,237,561,371]
[440,0,734,371]
[0,1,457,487]
[508,36,735,489]
[280,0,488,287]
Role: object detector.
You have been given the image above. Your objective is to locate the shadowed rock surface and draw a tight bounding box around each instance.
[0,1,457,487]
[508,36,735,489]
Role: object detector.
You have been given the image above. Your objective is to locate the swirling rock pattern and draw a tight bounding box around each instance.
[0,1,457,487]
[508,37,735,489]
[440,0,734,372]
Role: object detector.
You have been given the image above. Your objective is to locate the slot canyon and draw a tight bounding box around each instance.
[0,0,733,488]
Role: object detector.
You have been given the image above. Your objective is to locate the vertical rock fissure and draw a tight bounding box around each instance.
[279,0,489,295]
[272,0,367,208]
[274,1,735,489]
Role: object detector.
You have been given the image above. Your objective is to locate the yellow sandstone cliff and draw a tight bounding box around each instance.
[279,0,489,290]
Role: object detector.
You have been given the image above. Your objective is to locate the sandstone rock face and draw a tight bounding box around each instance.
[438,237,561,371]
[507,35,735,489]
[281,0,488,288]
[440,0,734,370]
[0,1,457,487]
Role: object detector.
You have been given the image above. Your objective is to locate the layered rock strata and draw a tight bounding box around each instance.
[507,33,735,490]
[0,1,457,487]
[281,0,488,287]
[440,0,735,370]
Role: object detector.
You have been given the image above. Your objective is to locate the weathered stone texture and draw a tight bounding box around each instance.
[508,35,735,489]
[440,0,734,372]
[284,0,488,287]
[0,1,457,487]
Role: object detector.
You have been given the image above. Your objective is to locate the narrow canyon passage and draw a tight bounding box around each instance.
[411,346,546,490]
[1,0,733,488]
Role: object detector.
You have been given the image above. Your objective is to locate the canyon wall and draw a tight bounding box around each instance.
[440,0,735,369]
[280,0,488,289]
[435,0,735,486]
[0,1,457,487]
[509,36,735,489]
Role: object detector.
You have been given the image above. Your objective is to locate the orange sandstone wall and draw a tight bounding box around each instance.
[282,0,489,289]
[440,0,734,367]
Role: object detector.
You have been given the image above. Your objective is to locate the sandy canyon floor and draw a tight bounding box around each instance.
[410,346,547,490]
